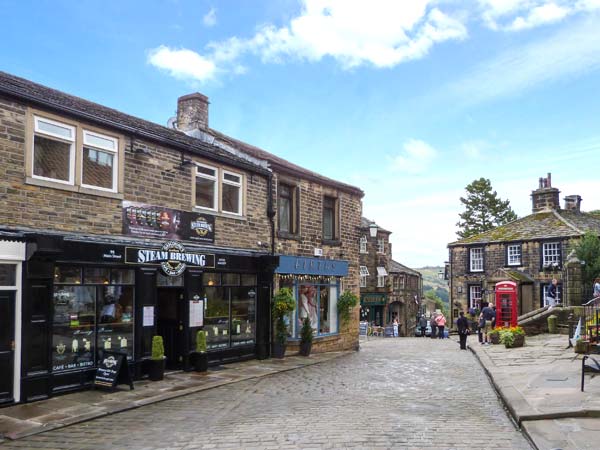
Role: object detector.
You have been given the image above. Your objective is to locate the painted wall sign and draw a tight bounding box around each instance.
[275,256,348,277]
[122,201,215,244]
[125,241,215,276]
[361,294,387,306]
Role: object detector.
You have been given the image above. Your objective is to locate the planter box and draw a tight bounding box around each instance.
[192,352,208,372]
[505,334,525,348]
[490,333,500,345]
[272,343,286,359]
[148,358,166,381]
[574,341,590,354]
[299,341,312,357]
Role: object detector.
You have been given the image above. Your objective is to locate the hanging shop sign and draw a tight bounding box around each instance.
[125,241,216,276]
[275,256,348,277]
[122,201,215,244]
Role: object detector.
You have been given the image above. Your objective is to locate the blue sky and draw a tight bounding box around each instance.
[2,0,600,267]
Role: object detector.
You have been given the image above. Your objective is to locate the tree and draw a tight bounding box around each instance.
[424,290,448,317]
[456,178,517,239]
[574,231,600,298]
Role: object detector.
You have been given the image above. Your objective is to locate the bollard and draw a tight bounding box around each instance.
[548,314,558,334]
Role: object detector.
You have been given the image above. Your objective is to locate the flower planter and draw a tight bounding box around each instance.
[574,340,590,354]
[299,341,312,357]
[272,343,286,359]
[505,334,525,348]
[490,333,500,345]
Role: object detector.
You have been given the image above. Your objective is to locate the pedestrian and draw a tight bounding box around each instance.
[418,315,428,337]
[456,311,470,350]
[480,302,496,345]
[593,278,600,298]
[430,314,437,339]
[435,313,447,339]
[393,318,399,337]
[546,278,558,309]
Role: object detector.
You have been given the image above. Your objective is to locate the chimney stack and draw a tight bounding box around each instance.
[531,173,560,213]
[564,195,582,212]
[176,93,209,132]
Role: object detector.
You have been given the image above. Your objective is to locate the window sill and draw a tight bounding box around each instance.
[277,231,302,241]
[321,239,341,247]
[26,177,124,200]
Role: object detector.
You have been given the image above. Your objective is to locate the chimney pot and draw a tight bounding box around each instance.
[531,173,560,213]
[176,93,209,132]
[564,195,582,212]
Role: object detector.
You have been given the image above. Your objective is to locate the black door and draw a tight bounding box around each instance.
[157,288,184,370]
[0,291,15,404]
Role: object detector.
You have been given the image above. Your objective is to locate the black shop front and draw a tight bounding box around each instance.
[19,234,277,403]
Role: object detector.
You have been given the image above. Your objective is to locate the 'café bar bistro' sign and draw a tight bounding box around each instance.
[126,241,215,276]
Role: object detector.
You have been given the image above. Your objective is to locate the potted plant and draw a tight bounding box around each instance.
[574,338,590,354]
[272,287,295,358]
[148,335,166,381]
[499,326,526,348]
[192,330,208,372]
[299,317,314,356]
[337,290,359,327]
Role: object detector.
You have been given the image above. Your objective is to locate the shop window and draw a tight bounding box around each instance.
[322,196,339,241]
[0,264,16,286]
[204,274,257,350]
[29,114,122,195]
[51,266,135,373]
[278,183,299,235]
[297,282,338,337]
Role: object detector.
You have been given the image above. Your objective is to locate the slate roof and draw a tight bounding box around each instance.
[448,209,600,247]
[360,217,391,234]
[389,259,421,277]
[0,71,269,175]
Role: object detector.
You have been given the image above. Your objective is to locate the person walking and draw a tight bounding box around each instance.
[435,313,447,339]
[418,315,428,337]
[480,303,496,345]
[546,278,558,309]
[430,314,437,339]
[456,311,470,350]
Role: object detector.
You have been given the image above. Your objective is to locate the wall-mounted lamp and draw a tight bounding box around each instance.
[369,223,378,238]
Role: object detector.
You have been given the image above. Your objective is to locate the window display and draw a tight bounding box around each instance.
[52,266,135,372]
[204,287,229,350]
[295,281,339,338]
[230,287,256,347]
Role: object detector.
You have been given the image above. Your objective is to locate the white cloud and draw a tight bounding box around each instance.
[147,46,217,82]
[446,16,600,106]
[148,0,467,81]
[203,8,217,27]
[478,0,600,31]
[390,139,438,173]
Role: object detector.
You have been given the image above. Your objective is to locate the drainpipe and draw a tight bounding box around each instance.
[267,171,276,255]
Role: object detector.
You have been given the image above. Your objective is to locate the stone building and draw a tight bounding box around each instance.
[358,218,422,336]
[447,174,600,328]
[0,71,363,405]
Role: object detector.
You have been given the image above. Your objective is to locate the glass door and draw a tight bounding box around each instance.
[0,291,15,404]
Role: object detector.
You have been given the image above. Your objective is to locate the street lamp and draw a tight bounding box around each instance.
[369,223,378,238]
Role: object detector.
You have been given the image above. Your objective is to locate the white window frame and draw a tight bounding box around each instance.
[377,266,387,288]
[507,244,521,266]
[377,238,385,254]
[195,163,218,211]
[469,247,484,272]
[32,116,76,185]
[359,266,369,288]
[80,130,118,193]
[469,285,482,309]
[221,170,243,215]
[542,242,561,267]
[359,236,367,254]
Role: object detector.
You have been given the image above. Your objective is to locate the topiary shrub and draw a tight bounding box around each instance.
[196,330,207,353]
[151,336,165,360]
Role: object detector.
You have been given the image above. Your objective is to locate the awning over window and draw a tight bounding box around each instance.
[377,266,388,276]
[360,266,369,276]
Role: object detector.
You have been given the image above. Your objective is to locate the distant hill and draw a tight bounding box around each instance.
[416,266,449,304]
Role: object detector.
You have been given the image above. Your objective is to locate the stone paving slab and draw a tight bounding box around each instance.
[469,333,600,449]
[0,351,348,442]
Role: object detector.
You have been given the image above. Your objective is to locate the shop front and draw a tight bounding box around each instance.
[360,293,387,326]
[19,234,276,403]
[275,256,349,345]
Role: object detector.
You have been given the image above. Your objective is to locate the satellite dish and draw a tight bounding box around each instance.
[167,117,178,129]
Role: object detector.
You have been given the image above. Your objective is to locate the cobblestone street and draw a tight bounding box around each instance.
[1,338,532,450]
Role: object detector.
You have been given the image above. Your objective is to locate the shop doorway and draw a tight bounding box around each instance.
[0,291,15,404]
[157,288,185,370]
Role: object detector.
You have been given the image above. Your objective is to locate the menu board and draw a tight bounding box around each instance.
[189,300,204,327]
[143,306,154,327]
[94,351,133,391]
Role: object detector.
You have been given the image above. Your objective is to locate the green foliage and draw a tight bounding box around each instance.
[151,336,165,360]
[574,231,600,296]
[300,317,314,344]
[195,330,207,353]
[456,178,518,239]
[337,290,359,325]
[274,316,288,345]
[272,288,295,318]
[424,290,448,317]
[499,330,515,347]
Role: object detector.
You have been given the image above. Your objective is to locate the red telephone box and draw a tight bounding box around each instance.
[495,281,518,327]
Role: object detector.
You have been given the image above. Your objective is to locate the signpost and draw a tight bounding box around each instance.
[94,351,134,391]
[359,321,368,339]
